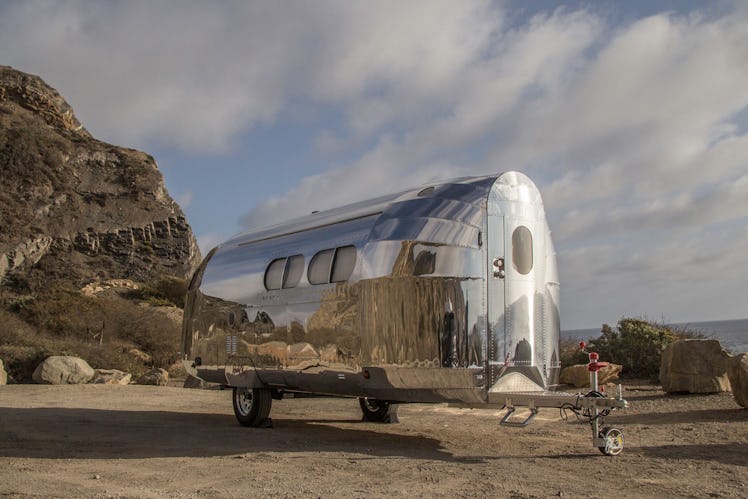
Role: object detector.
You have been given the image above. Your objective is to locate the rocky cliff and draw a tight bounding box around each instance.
[0,66,201,290]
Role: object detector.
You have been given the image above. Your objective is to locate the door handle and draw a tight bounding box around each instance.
[492,257,505,279]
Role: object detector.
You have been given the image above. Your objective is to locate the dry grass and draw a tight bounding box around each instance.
[0,282,182,382]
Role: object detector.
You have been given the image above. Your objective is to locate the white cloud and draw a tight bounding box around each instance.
[2,0,746,326]
[176,190,193,210]
[241,6,605,228]
[238,5,748,326]
[0,0,502,152]
[195,232,224,255]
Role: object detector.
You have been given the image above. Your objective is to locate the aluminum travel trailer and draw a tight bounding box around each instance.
[182,171,627,454]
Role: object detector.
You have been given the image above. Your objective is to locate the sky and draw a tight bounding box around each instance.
[1,0,746,329]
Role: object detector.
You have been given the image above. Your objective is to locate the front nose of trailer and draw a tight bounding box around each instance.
[487,172,560,393]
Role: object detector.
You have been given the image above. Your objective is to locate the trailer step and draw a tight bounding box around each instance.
[499,405,538,427]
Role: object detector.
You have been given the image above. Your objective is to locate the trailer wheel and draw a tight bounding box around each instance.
[598,426,624,456]
[232,387,272,427]
[359,398,398,423]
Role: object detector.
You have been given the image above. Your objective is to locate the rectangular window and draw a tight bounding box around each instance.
[264,258,286,290]
[308,249,334,284]
[331,245,357,282]
[282,254,305,289]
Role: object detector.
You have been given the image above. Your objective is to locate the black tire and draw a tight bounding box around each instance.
[232,387,272,427]
[359,398,398,423]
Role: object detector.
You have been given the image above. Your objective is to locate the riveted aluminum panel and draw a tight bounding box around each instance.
[182,171,559,405]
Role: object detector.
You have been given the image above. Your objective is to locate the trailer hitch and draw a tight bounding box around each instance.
[485,343,628,455]
[579,341,625,456]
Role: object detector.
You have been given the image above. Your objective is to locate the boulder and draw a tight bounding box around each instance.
[90,369,132,385]
[183,374,207,389]
[136,368,169,386]
[560,363,623,388]
[0,358,7,385]
[659,339,731,393]
[167,360,187,379]
[32,356,94,384]
[727,353,748,408]
[128,348,152,364]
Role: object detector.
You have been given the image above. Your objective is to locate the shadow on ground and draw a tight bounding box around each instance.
[0,406,481,463]
[608,408,748,425]
[638,443,748,467]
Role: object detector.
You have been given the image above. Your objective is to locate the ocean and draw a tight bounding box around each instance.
[562,318,748,355]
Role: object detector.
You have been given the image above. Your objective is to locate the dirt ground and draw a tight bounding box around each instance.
[0,382,746,498]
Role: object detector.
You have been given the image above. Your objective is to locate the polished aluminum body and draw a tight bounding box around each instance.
[182,171,561,405]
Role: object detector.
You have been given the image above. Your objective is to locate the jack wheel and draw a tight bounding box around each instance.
[598,426,624,456]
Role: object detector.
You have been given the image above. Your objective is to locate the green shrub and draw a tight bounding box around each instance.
[111,303,181,367]
[126,275,188,308]
[670,324,707,341]
[564,318,680,380]
[14,286,106,339]
[0,309,37,344]
[559,338,585,370]
[0,345,48,383]
[6,294,34,313]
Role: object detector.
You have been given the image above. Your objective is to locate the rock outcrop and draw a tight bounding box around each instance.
[184,374,208,389]
[0,66,200,290]
[560,363,623,388]
[32,356,95,384]
[90,369,132,385]
[727,353,748,408]
[659,339,731,393]
[80,279,140,297]
[137,368,169,386]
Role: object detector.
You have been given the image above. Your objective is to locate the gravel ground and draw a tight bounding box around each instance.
[0,382,746,498]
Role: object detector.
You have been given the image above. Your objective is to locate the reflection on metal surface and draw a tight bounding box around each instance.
[182,172,560,405]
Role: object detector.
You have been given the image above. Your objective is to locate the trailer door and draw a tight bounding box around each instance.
[485,172,553,391]
[488,211,540,384]
[486,213,506,386]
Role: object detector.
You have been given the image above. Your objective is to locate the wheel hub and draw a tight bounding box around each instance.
[236,389,254,415]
